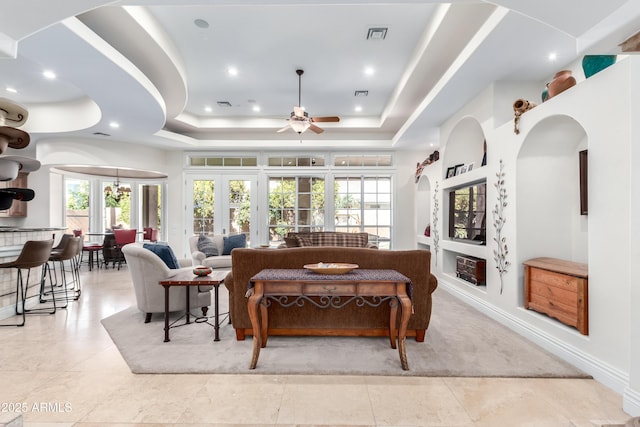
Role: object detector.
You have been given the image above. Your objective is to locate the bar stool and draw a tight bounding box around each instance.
[0,239,54,327]
[43,236,82,304]
[74,229,103,270]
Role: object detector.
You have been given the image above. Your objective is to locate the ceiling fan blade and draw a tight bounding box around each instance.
[293,106,305,117]
[277,125,291,133]
[311,116,340,123]
[309,124,324,134]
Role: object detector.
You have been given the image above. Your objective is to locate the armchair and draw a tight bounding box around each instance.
[121,243,212,323]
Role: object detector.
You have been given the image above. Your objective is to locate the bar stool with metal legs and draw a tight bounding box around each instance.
[42,236,82,304]
[0,239,54,327]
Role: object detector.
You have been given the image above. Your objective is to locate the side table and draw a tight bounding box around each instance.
[159,270,228,342]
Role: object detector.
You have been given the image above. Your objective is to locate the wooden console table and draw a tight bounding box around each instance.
[523,257,588,335]
[247,268,412,370]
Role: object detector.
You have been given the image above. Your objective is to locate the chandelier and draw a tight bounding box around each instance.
[104,169,131,202]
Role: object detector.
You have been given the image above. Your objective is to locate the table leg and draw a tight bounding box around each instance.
[185,286,191,324]
[213,283,220,341]
[260,299,268,348]
[388,297,398,350]
[247,286,263,369]
[397,293,411,370]
[163,285,170,342]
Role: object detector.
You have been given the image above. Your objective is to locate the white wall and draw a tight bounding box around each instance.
[429,56,639,415]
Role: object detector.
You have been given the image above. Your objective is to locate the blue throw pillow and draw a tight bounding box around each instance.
[222,234,246,255]
[143,243,180,269]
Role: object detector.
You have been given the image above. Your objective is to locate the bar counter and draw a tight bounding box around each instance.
[0,227,66,319]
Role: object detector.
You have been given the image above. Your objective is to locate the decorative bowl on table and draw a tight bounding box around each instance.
[193,266,212,276]
[303,262,359,275]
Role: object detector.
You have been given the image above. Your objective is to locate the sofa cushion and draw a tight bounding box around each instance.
[143,243,180,269]
[295,235,314,246]
[223,233,247,255]
[314,232,368,247]
[197,234,219,257]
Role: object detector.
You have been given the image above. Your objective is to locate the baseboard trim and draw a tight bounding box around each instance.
[439,282,629,395]
[624,386,640,416]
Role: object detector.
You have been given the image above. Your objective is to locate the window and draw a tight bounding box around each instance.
[189,156,257,167]
[104,181,132,230]
[267,155,325,167]
[65,178,89,234]
[334,176,391,248]
[268,176,325,242]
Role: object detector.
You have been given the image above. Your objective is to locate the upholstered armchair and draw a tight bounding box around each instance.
[121,243,212,323]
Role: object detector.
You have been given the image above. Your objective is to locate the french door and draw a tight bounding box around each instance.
[185,174,257,247]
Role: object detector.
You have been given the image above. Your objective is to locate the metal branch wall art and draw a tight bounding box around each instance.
[492,160,510,294]
[432,181,440,266]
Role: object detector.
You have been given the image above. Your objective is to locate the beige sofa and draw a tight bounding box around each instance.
[188,235,232,269]
[122,242,212,323]
[224,246,437,341]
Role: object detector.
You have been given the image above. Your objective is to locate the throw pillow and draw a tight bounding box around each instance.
[222,233,247,255]
[284,235,299,247]
[197,234,218,257]
[143,243,180,269]
[295,235,314,247]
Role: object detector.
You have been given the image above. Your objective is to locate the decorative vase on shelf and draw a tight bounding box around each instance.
[582,55,616,78]
[546,70,576,99]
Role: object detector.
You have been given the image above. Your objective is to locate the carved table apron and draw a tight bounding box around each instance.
[247,268,413,370]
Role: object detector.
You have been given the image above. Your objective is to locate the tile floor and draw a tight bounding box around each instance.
[0,264,632,427]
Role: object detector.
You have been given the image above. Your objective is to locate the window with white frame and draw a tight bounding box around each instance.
[268,176,325,242]
[334,176,392,249]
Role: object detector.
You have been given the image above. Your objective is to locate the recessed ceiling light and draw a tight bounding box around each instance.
[364,67,375,76]
[109,121,119,129]
[5,87,17,93]
[354,106,362,112]
[548,52,557,61]
[194,19,209,29]
[43,70,56,79]
[227,67,238,76]
[204,106,212,113]
[252,106,260,112]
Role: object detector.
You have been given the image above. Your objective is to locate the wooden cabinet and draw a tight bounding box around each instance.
[523,257,588,335]
[0,173,29,218]
[456,255,486,286]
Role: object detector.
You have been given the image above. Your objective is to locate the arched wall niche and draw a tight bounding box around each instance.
[442,116,485,178]
[516,114,588,275]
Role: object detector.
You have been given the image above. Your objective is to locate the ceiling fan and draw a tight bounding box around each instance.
[277,69,340,135]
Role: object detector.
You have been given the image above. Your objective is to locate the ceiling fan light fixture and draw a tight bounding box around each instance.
[290,120,310,134]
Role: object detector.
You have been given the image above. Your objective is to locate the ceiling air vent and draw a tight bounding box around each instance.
[217,101,232,107]
[93,132,110,136]
[354,90,369,97]
[366,27,387,40]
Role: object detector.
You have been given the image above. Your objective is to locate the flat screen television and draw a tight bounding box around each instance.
[448,182,486,244]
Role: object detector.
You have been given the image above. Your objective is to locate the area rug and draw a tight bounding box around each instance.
[101,288,589,377]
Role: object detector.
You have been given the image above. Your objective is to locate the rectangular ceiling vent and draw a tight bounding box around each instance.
[217,101,232,107]
[354,90,369,97]
[93,131,110,136]
[366,27,387,40]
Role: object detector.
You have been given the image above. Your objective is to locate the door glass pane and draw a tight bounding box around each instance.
[65,178,89,234]
[193,179,214,234]
[104,181,131,230]
[228,179,251,246]
[141,184,162,241]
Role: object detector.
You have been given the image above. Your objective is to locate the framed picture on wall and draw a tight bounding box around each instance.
[446,167,456,178]
[579,149,588,215]
[467,162,474,172]
[454,164,465,175]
